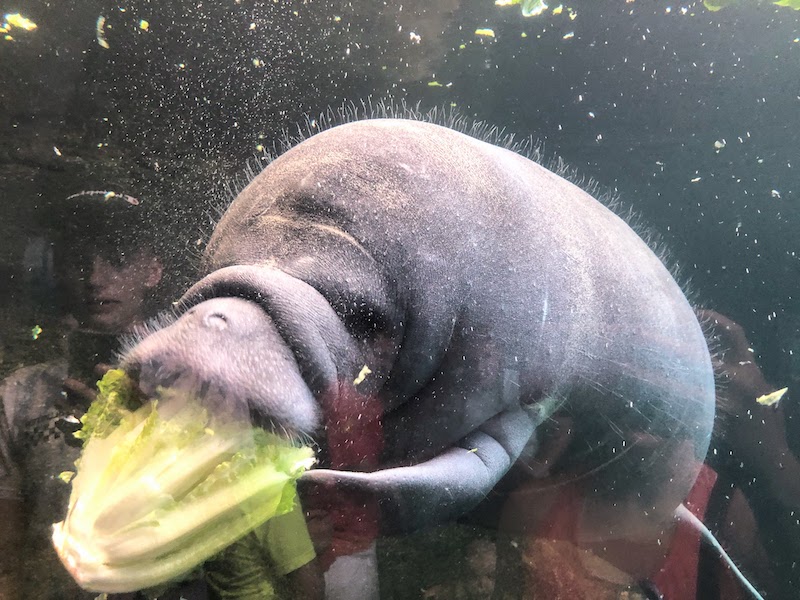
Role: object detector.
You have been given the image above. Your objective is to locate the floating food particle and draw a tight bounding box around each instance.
[353,365,372,386]
[569,8,578,19]
[468,447,478,453]
[428,81,444,87]
[563,31,574,39]
[249,22,256,30]
[459,43,467,49]
[475,28,496,37]
[252,58,262,67]
[66,190,140,205]
[771,189,781,198]
[521,32,527,37]
[691,176,702,183]
[59,471,76,484]
[756,387,788,407]
[409,31,421,43]
[139,19,149,31]
[553,4,564,14]
[495,0,550,17]
[96,16,110,48]
[525,0,550,16]
[333,15,342,22]
[53,146,62,156]
[256,144,264,152]
[5,13,37,31]
[714,139,726,149]
[31,325,42,340]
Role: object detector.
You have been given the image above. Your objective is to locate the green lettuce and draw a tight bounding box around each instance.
[495,0,550,17]
[52,369,315,593]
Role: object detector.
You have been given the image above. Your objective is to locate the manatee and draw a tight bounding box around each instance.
[122,118,715,542]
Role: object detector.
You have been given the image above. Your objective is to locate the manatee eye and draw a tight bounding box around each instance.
[341,300,390,339]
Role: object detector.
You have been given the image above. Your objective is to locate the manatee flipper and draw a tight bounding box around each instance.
[673,503,765,600]
[302,404,540,532]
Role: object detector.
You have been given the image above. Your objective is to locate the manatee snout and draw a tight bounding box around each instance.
[121,296,321,436]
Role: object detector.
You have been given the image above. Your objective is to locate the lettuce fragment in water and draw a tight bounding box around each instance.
[52,369,315,593]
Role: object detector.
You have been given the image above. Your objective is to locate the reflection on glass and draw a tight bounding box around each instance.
[1,3,798,600]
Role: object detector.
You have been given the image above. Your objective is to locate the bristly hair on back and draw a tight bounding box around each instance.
[204,96,694,304]
[211,97,543,211]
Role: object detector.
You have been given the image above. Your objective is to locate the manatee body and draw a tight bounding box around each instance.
[123,118,715,535]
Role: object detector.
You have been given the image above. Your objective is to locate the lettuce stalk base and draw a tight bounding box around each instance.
[52,370,315,593]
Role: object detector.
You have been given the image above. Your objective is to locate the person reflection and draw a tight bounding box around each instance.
[204,505,324,600]
[495,312,781,600]
[699,309,800,600]
[0,191,170,599]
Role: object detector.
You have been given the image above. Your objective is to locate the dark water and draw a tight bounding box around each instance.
[1,1,799,599]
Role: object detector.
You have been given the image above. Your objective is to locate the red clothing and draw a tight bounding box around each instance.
[314,386,383,570]
[652,464,717,599]
[523,464,744,600]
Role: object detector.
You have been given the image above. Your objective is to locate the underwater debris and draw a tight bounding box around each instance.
[495,0,549,17]
[3,13,37,31]
[66,190,140,206]
[353,365,372,385]
[705,0,800,10]
[96,16,109,49]
[756,387,788,406]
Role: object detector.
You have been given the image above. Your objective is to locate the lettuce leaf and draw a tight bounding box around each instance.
[52,370,315,593]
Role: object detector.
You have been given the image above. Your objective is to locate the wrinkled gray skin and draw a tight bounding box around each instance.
[122,119,715,533]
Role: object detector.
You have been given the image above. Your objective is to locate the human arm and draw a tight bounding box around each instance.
[0,391,23,600]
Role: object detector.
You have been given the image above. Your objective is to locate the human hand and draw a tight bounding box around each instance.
[63,362,112,408]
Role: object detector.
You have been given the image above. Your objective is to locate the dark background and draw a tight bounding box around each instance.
[1,0,799,596]
[2,0,797,381]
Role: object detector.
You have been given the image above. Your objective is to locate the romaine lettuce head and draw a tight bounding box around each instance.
[52,369,315,593]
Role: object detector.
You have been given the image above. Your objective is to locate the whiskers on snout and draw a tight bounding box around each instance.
[121,359,313,448]
[247,409,317,450]
[118,309,181,358]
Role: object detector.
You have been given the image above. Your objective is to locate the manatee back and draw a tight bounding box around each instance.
[208,118,714,500]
